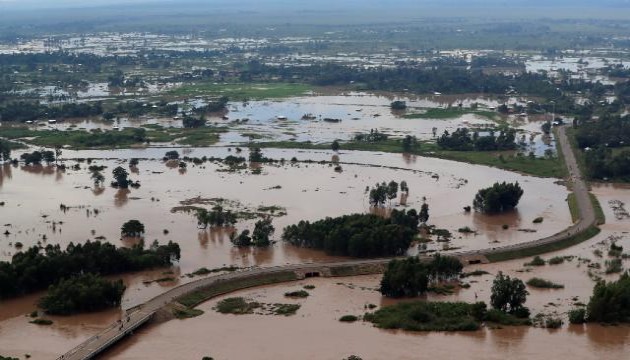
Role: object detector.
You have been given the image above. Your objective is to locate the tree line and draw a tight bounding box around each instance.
[380,255,463,297]
[437,128,517,151]
[0,240,180,299]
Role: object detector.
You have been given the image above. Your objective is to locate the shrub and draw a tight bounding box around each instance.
[526,278,564,289]
[532,217,544,223]
[339,315,359,322]
[215,297,260,314]
[568,308,586,324]
[524,256,545,266]
[29,318,53,325]
[544,316,563,329]
[284,290,309,298]
[303,285,316,290]
[605,259,623,274]
[548,256,565,265]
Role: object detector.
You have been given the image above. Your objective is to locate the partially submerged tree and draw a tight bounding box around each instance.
[121,220,145,237]
[490,272,529,314]
[473,182,524,214]
[252,218,275,247]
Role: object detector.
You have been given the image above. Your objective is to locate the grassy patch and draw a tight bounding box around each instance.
[526,277,564,289]
[403,108,498,120]
[29,318,53,325]
[590,193,606,225]
[484,309,531,326]
[363,301,484,332]
[173,307,204,319]
[339,315,359,322]
[284,290,309,298]
[215,297,261,314]
[461,270,490,278]
[486,226,601,263]
[169,82,312,100]
[177,271,298,308]
[567,193,579,223]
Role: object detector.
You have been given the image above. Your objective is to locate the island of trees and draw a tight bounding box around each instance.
[282,209,419,257]
[473,182,524,214]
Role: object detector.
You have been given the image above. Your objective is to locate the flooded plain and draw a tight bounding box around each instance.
[0,145,574,358]
[99,184,630,360]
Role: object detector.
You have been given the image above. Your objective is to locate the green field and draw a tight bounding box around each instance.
[403,108,499,120]
[169,82,312,100]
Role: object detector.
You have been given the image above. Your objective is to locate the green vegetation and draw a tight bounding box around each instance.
[303,285,316,290]
[526,278,564,289]
[532,217,544,223]
[403,108,497,120]
[173,307,204,319]
[461,270,490,278]
[339,315,359,322]
[567,193,579,223]
[271,303,301,316]
[490,272,529,314]
[196,206,237,229]
[380,255,463,298]
[525,256,546,266]
[177,272,298,308]
[548,256,565,265]
[473,182,524,214]
[29,318,53,325]
[169,82,312,100]
[363,301,487,332]
[215,297,260,314]
[284,290,309,298]
[121,219,145,237]
[587,272,630,323]
[568,308,586,324]
[437,128,517,151]
[590,193,606,225]
[484,309,532,325]
[282,209,419,258]
[0,240,180,299]
[486,226,601,262]
[39,273,125,315]
[605,258,623,274]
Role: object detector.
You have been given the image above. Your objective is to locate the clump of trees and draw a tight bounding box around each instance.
[437,128,516,151]
[196,206,237,228]
[282,209,419,257]
[230,218,275,247]
[0,140,12,162]
[164,150,180,160]
[473,182,524,214]
[390,101,407,110]
[354,129,388,143]
[490,272,529,315]
[20,150,55,165]
[586,272,630,323]
[584,146,630,180]
[121,220,145,237]
[39,273,125,315]
[182,115,206,128]
[402,135,418,152]
[249,146,270,163]
[0,240,180,298]
[379,255,463,297]
[368,181,407,207]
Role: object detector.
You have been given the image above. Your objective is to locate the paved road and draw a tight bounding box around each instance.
[57,125,597,360]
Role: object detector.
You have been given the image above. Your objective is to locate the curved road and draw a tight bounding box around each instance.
[58,125,597,360]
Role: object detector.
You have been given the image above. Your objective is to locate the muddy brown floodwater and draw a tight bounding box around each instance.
[98,185,630,360]
[0,148,572,359]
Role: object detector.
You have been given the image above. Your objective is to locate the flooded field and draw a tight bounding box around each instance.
[96,185,630,360]
[0,146,575,358]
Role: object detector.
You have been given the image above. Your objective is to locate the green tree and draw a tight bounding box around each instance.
[402,135,417,152]
[419,203,429,224]
[390,101,407,110]
[39,273,125,315]
[121,219,145,237]
[400,180,409,193]
[387,181,399,205]
[252,218,275,247]
[586,272,630,323]
[112,166,130,188]
[230,229,252,247]
[331,140,340,152]
[473,182,524,214]
[249,146,266,162]
[490,272,528,313]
